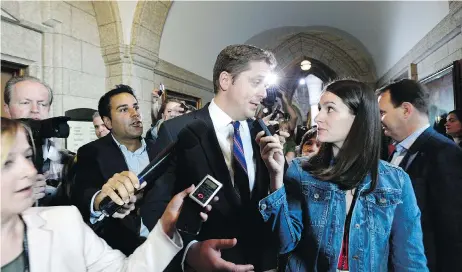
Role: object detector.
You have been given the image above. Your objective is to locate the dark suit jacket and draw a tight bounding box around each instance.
[141,104,279,271]
[395,127,462,271]
[72,134,157,255]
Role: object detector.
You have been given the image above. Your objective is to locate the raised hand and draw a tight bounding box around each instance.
[256,131,285,192]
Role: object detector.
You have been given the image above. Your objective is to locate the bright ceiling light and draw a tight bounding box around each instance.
[265,73,278,85]
[299,78,306,85]
[300,60,311,71]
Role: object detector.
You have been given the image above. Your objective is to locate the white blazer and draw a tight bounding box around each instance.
[21,206,183,272]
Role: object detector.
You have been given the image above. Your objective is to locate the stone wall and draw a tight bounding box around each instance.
[1,0,214,132]
[94,0,213,129]
[125,60,213,129]
[378,2,462,85]
[127,0,213,128]
[1,1,106,118]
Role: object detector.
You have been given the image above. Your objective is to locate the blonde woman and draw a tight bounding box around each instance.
[0,117,211,272]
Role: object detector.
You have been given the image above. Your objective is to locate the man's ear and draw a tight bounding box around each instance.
[401,102,414,119]
[218,71,231,92]
[102,116,112,130]
[3,103,11,117]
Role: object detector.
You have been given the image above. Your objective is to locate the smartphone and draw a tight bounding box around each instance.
[158,83,165,96]
[176,175,223,235]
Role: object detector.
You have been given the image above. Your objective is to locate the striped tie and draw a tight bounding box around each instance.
[232,121,250,202]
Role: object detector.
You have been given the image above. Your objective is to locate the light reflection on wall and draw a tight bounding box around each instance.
[306,74,323,126]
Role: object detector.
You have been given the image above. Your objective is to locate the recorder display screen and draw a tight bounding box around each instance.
[192,179,218,205]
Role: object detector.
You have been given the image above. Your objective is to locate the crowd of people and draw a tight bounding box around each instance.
[1,43,462,272]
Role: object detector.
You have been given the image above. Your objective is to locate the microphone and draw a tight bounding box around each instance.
[99,141,176,216]
[98,119,209,217]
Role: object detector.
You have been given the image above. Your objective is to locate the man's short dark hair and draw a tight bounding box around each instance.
[376,79,430,115]
[98,85,137,120]
[212,44,277,94]
[4,76,53,106]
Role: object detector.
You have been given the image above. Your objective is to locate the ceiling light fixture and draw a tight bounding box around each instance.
[300,60,311,71]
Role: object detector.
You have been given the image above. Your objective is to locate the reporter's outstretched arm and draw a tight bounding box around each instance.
[83,186,209,272]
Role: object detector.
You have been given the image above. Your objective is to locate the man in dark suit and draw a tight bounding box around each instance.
[72,85,159,255]
[141,45,281,271]
[377,79,462,271]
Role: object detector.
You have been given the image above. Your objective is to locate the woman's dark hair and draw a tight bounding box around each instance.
[300,127,317,147]
[448,109,462,124]
[303,79,381,194]
[433,113,449,138]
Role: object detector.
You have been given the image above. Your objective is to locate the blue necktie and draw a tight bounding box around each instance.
[232,121,250,202]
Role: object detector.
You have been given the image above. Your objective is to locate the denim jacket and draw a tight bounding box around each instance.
[259,159,428,272]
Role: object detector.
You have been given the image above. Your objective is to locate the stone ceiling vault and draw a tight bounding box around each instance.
[272,31,377,84]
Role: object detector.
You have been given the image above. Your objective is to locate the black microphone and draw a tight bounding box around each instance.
[98,119,208,217]
[99,141,176,216]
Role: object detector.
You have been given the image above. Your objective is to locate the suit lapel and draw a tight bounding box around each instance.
[145,139,157,161]
[399,127,432,171]
[193,106,241,208]
[98,135,129,179]
[22,210,52,272]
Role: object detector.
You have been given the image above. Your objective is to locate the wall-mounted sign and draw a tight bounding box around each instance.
[66,121,97,153]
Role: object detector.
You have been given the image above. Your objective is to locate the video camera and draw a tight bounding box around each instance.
[19,117,71,173]
[262,86,281,109]
[19,116,71,140]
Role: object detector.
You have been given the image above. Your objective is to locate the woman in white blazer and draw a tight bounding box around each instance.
[0,118,211,272]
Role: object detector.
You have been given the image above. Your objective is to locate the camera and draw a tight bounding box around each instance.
[19,117,71,172]
[19,116,71,139]
[262,86,279,108]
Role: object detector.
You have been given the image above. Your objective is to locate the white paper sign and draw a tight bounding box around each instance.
[66,121,98,153]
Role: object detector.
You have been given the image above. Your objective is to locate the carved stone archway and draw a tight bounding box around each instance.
[130,0,172,69]
[272,31,376,84]
[93,1,124,67]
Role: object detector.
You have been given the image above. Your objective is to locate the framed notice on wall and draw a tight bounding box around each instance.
[66,121,97,153]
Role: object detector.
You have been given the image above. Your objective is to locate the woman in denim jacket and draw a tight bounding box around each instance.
[256,80,428,271]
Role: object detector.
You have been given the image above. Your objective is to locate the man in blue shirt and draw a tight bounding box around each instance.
[72,85,162,255]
